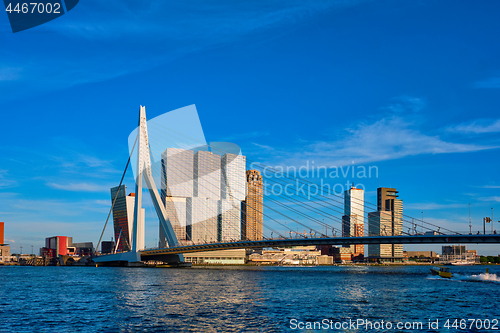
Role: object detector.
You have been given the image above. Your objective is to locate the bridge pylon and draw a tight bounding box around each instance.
[94,106,186,266]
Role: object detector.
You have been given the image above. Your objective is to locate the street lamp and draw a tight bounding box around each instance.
[492,208,494,234]
[421,212,424,234]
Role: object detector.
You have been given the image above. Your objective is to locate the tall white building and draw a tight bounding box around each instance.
[159,148,194,247]
[342,187,365,255]
[219,153,246,242]
[161,148,194,198]
[194,151,221,199]
[187,197,218,244]
[221,153,246,201]
[159,148,246,246]
[219,199,241,242]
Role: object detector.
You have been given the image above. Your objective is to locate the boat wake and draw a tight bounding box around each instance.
[428,273,500,283]
[453,273,500,283]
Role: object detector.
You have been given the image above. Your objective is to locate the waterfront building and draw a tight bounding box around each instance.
[342,187,364,256]
[368,187,404,262]
[101,241,115,254]
[160,148,194,247]
[161,197,188,246]
[187,197,219,244]
[161,148,194,198]
[0,222,3,245]
[183,248,246,265]
[221,153,246,201]
[248,246,324,265]
[194,150,221,199]
[110,185,145,252]
[0,222,11,262]
[241,170,264,241]
[218,153,246,242]
[219,199,241,242]
[41,236,68,257]
[405,251,438,258]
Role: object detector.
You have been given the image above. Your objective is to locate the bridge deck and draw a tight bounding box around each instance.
[140,234,500,256]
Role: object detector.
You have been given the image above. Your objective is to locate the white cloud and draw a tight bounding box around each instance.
[277,115,497,167]
[478,196,500,203]
[0,169,17,189]
[380,95,426,114]
[404,203,467,210]
[449,119,500,134]
[46,182,113,192]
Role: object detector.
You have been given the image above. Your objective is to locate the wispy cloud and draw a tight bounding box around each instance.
[253,97,499,167]
[46,182,113,192]
[448,119,500,134]
[478,196,500,203]
[473,185,500,189]
[380,95,426,114]
[405,203,467,210]
[0,169,18,189]
[473,77,500,89]
[280,115,496,166]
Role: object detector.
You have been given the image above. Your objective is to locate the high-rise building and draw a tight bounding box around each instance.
[187,197,218,244]
[342,187,364,255]
[194,151,221,199]
[0,222,10,262]
[110,185,145,252]
[158,148,247,246]
[161,148,194,198]
[219,199,241,242]
[221,153,246,201]
[241,170,264,241]
[160,197,187,247]
[160,148,194,247]
[219,153,246,242]
[368,187,403,261]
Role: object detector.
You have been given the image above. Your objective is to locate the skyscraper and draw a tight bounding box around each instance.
[194,150,220,199]
[187,151,221,243]
[219,153,246,242]
[160,148,194,247]
[368,187,403,261]
[241,170,263,241]
[159,148,247,245]
[111,185,145,252]
[187,197,218,243]
[342,187,365,255]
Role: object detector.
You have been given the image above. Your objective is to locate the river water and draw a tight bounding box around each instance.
[0,265,499,332]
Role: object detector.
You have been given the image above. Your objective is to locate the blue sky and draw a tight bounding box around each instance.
[1,0,500,254]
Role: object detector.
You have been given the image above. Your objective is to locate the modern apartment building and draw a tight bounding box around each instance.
[110,185,145,252]
[187,197,218,244]
[160,148,194,247]
[342,187,364,255]
[241,170,264,241]
[368,187,403,262]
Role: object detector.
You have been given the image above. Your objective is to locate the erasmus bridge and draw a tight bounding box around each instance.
[93,106,500,266]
